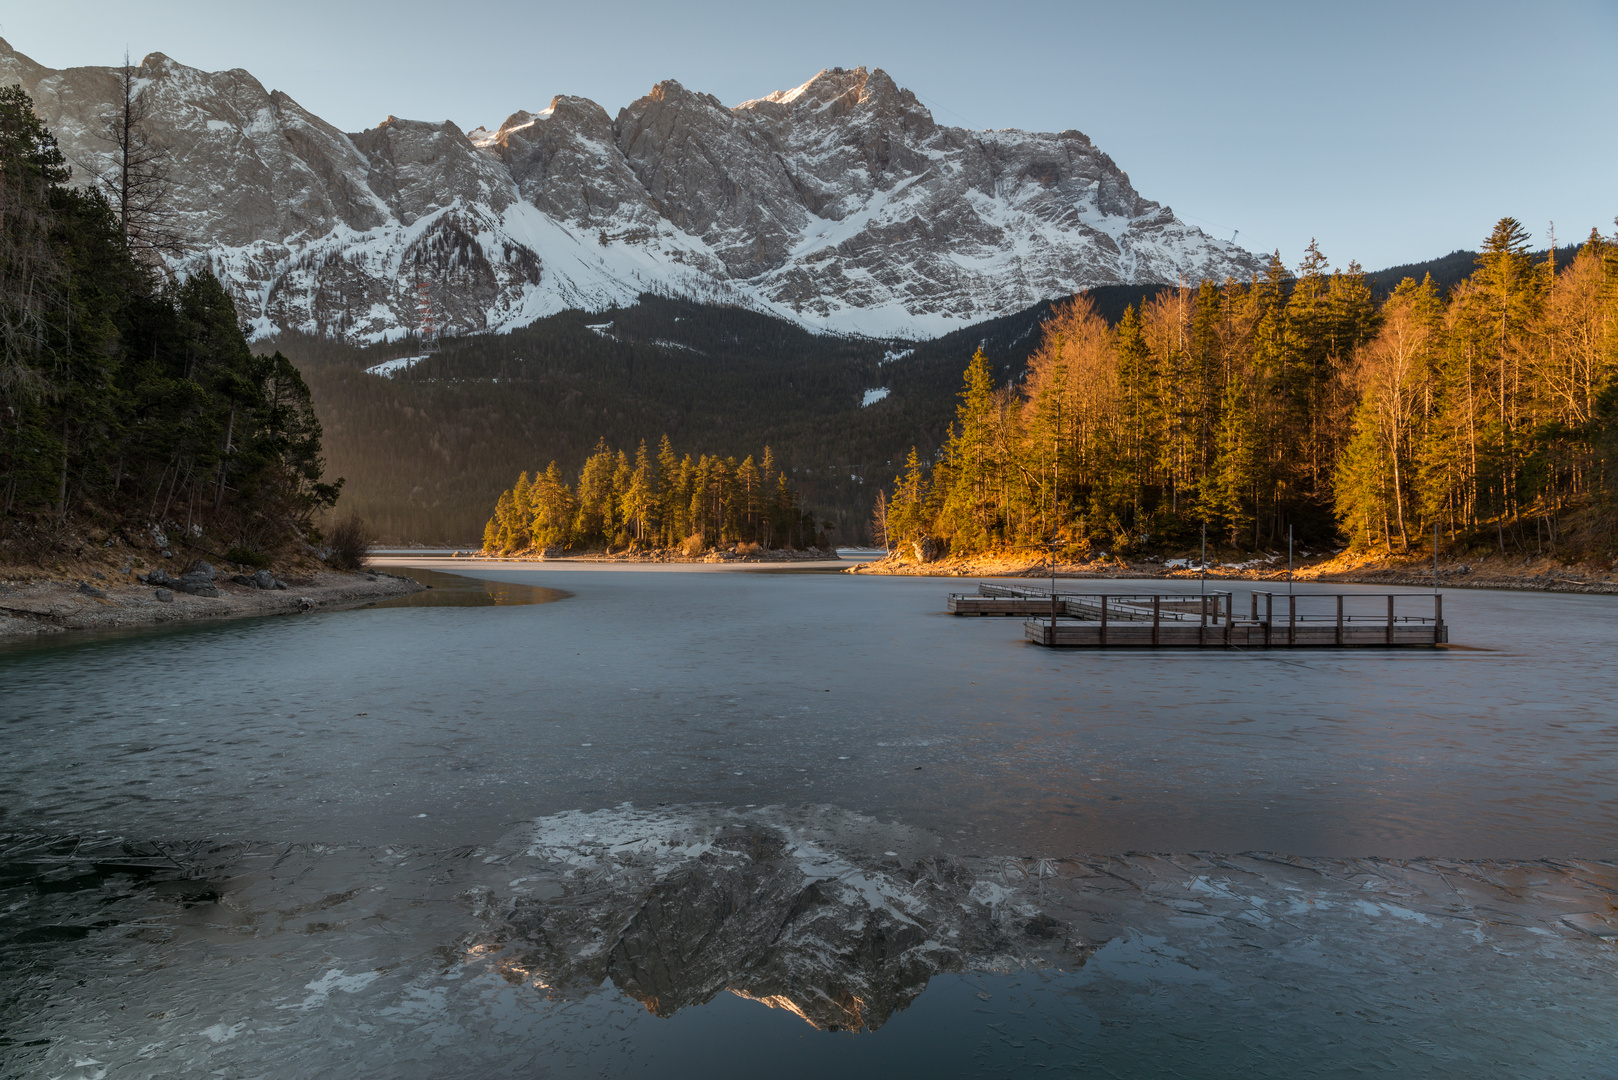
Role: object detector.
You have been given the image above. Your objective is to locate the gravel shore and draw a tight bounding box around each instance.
[0,570,423,642]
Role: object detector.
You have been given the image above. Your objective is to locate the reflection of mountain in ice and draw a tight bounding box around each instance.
[480,805,1081,1031]
[4,814,1617,1077]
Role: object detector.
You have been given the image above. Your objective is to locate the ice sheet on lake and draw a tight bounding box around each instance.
[3,814,1616,1078]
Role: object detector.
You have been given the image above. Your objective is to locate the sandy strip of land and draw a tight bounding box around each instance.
[0,570,423,642]
[845,550,1618,595]
[449,547,841,566]
[385,556,851,576]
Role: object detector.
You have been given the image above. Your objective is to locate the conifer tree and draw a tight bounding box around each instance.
[2,87,338,549]
[656,434,680,544]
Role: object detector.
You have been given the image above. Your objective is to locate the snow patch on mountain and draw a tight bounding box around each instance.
[365,355,429,378]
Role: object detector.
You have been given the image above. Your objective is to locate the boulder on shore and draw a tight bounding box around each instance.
[176,562,220,596]
[912,536,947,563]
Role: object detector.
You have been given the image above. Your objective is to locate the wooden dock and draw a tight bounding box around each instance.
[948,584,1231,623]
[948,583,1447,648]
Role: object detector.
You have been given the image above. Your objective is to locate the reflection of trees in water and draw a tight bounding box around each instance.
[372,566,571,608]
[473,810,1086,1032]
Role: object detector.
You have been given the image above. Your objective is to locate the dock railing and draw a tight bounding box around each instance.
[1251,591,1445,646]
[976,582,1229,621]
[961,582,1447,647]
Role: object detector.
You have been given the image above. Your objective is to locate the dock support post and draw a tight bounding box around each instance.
[1263,593,1272,648]
[1288,594,1296,646]
[1250,592,1258,623]
[1153,594,1161,646]
[1099,594,1108,647]
[1434,593,1443,645]
[1336,595,1343,646]
[1387,595,1395,645]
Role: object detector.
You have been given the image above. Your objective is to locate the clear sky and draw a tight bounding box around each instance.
[4,0,1614,271]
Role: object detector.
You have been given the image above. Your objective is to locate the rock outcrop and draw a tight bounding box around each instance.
[1,39,1261,341]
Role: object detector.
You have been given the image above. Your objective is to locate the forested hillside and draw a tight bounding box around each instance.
[281,243,1614,551]
[881,223,1618,561]
[1364,244,1579,300]
[0,88,336,566]
[279,284,1199,545]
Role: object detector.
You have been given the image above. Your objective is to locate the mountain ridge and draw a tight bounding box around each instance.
[0,39,1260,342]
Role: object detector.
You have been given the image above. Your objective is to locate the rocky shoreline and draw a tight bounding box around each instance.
[0,568,423,642]
[845,549,1618,596]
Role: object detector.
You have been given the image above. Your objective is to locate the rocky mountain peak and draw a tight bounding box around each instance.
[739,66,928,131]
[2,36,1261,341]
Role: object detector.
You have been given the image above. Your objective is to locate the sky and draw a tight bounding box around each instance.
[3,0,1614,271]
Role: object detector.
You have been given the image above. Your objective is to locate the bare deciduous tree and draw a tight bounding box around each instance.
[870,487,890,551]
[97,52,183,273]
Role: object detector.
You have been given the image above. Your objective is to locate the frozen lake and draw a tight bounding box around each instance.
[2,563,1615,1077]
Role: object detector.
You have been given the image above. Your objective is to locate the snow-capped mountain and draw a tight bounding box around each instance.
[1,38,1260,341]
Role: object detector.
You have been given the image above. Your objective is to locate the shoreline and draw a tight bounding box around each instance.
[0,570,424,643]
[453,546,841,566]
[844,550,1618,596]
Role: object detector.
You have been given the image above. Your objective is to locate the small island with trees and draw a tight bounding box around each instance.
[478,438,836,561]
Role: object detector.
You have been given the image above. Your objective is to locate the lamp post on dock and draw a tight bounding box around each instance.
[1200,522,1209,632]
[1049,537,1060,641]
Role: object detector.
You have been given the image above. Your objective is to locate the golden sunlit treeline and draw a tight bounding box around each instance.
[879,219,1618,558]
[481,437,826,553]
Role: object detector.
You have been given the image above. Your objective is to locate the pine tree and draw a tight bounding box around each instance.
[1113,304,1155,532]
[621,440,655,542]
[656,433,680,544]
[936,349,1000,550]
[1475,217,1540,530]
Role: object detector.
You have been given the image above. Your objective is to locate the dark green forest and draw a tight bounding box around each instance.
[0,88,335,565]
